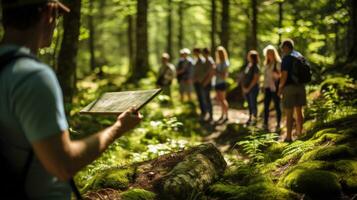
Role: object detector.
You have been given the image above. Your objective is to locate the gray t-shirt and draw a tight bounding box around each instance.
[0,45,71,199]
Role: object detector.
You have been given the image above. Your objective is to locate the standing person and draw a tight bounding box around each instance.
[262,45,282,131]
[242,50,260,126]
[0,1,142,199]
[201,48,216,122]
[193,47,214,122]
[214,46,230,124]
[176,48,194,101]
[278,39,307,142]
[156,52,176,97]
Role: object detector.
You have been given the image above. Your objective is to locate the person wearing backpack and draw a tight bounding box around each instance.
[0,1,142,199]
[278,39,308,142]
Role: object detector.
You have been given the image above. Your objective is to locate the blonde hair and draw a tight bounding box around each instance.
[215,46,229,64]
[263,45,281,65]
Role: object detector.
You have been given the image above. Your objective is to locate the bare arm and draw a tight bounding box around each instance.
[203,63,216,86]
[31,108,142,181]
[278,71,288,96]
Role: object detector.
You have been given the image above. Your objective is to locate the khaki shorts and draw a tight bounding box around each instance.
[282,84,307,109]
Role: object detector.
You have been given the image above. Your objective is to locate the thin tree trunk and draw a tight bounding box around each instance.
[278,1,283,46]
[220,0,230,52]
[347,0,357,63]
[132,0,149,80]
[57,0,81,105]
[127,15,134,75]
[167,0,173,58]
[251,0,258,50]
[211,0,217,57]
[88,0,96,71]
[178,1,184,50]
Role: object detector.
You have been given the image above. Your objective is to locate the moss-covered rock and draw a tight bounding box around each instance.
[121,188,156,200]
[155,143,226,200]
[333,160,357,194]
[90,167,136,190]
[300,145,354,162]
[208,182,300,200]
[279,169,342,200]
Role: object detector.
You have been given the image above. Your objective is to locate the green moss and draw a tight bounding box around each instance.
[279,169,341,200]
[265,143,287,162]
[342,175,357,194]
[208,183,300,200]
[300,145,354,162]
[333,160,357,175]
[121,189,156,200]
[223,164,271,185]
[158,153,219,200]
[91,167,135,190]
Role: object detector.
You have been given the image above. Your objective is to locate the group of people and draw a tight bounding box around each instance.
[241,39,307,142]
[158,38,307,142]
[157,46,230,125]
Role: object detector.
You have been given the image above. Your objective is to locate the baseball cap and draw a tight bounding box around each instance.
[1,0,70,13]
[179,48,191,55]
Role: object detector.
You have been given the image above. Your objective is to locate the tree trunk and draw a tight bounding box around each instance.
[220,0,230,52]
[347,0,357,63]
[178,1,184,50]
[127,15,134,75]
[211,0,217,57]
[167,0,173,59]
[132,0,149,81]
[88,0,96,71]
[278,1,283,46]
[57,0,81,104]
[251,0,258,50]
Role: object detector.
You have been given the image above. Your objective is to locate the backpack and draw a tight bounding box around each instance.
[0,50,82,200]
[290,55,312,84]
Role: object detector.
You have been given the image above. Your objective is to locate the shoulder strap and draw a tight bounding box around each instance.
[0,50,39,73]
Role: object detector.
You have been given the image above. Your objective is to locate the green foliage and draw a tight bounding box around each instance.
[236,131,279,164]
[282,140,315,158]
[121,188,156,200]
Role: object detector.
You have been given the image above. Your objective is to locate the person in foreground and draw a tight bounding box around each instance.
[278,39,307,142]
[0,0,142,199]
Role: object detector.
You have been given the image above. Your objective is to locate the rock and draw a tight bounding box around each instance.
[279,169,342,200]
[208,182,301,200]
[300,145,354,162]
[154,143,227,200]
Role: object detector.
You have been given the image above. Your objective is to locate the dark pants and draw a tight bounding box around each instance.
[194,82,212,119]
[264,88,281,126]
[245,85,259,118]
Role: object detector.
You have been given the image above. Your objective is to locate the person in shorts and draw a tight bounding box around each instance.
[278,38,307,142]
[214,46,230,124]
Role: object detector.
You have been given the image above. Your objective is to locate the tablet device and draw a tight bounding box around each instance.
[79,88,162,115]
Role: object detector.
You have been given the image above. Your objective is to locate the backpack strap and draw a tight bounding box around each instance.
[0,50,39,73]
